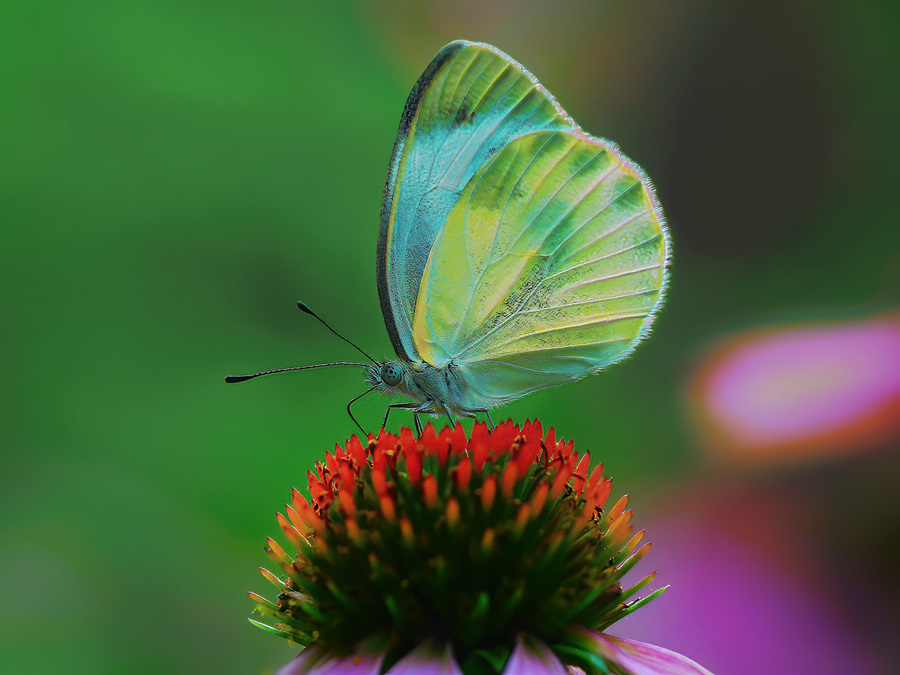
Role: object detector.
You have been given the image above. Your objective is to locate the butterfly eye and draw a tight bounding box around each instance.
[381,363,402,387]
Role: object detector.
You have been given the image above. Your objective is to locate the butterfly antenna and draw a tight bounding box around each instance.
[297,300,377,364]
[225,361,368,384]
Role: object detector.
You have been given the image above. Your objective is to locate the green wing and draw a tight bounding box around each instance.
[412,130,668,407]
[377,41,575,362]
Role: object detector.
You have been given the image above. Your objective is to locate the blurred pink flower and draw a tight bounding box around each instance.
[613,490,889,674]
[689,314,900,465]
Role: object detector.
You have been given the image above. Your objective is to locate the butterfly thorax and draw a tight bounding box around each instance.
[366,359,470,415]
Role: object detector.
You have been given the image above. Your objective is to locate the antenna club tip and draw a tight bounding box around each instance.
[296,300,313,314]
[225,375,249,384]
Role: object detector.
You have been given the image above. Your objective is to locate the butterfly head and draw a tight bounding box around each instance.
[366,360,407,393]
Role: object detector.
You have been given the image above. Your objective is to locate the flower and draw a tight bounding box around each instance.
[613,488,885,674]
[250,421,712,674]
[689,314,900,465]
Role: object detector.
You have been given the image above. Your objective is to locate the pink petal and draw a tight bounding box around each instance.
[502,634,568,674]
[387,640,463,675]
[613,493,883,674]
[574,627,713,675]
[277,645,384,675]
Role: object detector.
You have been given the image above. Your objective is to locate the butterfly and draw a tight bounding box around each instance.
[227,40,669,434]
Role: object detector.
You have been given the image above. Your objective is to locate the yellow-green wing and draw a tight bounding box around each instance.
[412,130,668,407]
[377,41,575,362]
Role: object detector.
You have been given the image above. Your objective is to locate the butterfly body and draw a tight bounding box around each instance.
[366,360,486,421]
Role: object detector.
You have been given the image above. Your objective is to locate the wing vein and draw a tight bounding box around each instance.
[540,233,662,281]
[486,313,648,351]
[468,357,607,375]
[471,336,632,358]
[547,180,644,263]
[515,289,659,316]
[451,183,652,359]
[496,143,607,260]
[565,263,662,292]
[426,55,494,193]
[454,262,660,360]
[449,132,562,346]
[434,63,515,190]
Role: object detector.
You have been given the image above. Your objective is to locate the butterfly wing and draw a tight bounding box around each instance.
[377,41,576,362]
[412,129,669,408]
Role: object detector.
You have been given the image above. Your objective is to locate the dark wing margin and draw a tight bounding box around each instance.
[376,42,466,362]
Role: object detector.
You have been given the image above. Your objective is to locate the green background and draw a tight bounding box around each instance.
[3,1,898,673]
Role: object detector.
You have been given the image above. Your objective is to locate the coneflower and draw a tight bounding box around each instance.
[250,420,712,675]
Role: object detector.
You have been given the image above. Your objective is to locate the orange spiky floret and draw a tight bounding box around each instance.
[422,474,438,508]
[277,512,305,548]
[515,503,532,532]
[453,456,472,490]
[399,516,414,543]
[572,453,591,495]
[337,488,356,518]
[250,420,664,662]
[446,496,460,526]
[501,462,518,498]
[481,474,497,511]
[265,537,292,566]
[379,494,396,522]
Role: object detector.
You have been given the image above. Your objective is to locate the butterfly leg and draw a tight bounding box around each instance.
[411,401,441,435]
[382,402,419,430]
[347,386,376,436]
[462,407,494,430]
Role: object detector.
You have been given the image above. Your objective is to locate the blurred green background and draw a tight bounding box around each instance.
[4,1,899,673]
